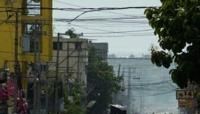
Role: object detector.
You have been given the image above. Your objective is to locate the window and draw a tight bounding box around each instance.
[75,42,82,50]
[53,42,63,50]
[22,23,42,52]
[24,24,41,35]
[24,0,41,16]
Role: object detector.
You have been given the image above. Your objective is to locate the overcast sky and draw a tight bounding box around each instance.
[53,0,161,57]
[53,1,179,113]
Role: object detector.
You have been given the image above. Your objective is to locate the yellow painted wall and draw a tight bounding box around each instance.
[0,0,52,71]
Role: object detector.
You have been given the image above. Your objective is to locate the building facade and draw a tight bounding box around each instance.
[0,0,52,71]
[0,1,52,114]
[51,37,89,89]
[91,43,108,60]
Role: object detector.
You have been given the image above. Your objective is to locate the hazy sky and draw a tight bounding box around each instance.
[53,0,161,57]
[53,1,179,113]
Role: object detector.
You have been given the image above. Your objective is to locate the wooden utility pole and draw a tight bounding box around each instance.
[117,64,121,77]
[55,33,61,114]
[127,67,140,114]
[32,23,42,114]
[14,10,21,89]
[13,9,22,114]
[66,41,70,95]
[127,67,132,114]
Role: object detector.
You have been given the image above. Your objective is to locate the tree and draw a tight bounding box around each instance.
[145,0,200,88]
[87,47,122,114]
[64,81,86,114]
[65,29,80,39]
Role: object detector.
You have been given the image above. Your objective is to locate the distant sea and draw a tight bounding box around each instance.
[108,58,178,114]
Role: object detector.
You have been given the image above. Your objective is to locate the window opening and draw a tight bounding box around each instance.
[53,42,63,50]
[23,23,42,52]
[24,0,41,16]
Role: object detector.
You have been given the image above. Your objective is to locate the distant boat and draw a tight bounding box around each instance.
[128,54,135,59]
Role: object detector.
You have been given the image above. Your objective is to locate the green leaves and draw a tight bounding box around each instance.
[151,48,172,68]
[65,29,79,39]
[145,0,200,88]
[170,69,187,88]
[87,47,122,114]
[64,82,86,114]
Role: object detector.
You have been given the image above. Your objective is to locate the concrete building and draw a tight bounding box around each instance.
[51,37,89,88]
[91,43,108,60]
[0,1,52,114]
[0,0,52,86]
[0,0,52,70]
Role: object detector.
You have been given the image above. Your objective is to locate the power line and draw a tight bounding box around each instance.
[147,89,176,97]
[64,23,152,33]
[0,28,153,35]
[0,18,148,25]
[83,33,154,37]
[54,23,148,29]
[54,0,83,8]
[67,23,116,32]
[54,0,145,17]
[127,80,171,86]
[0,6,158,12]
[84,29,153,34]
[55,16,146,22]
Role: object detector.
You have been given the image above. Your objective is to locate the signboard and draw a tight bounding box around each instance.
[176,89,198,108]
[178,99,197,108]
[176,89,194,99]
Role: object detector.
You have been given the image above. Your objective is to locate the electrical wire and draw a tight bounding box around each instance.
[82,33,154,37]
[144,89,176,97]
[127,80,171,87]
[0,6,158,12]
[84,29,153,34]
[54,0,147,17]
[55,17,146,22]
[54,0,83,8]
[0,16,147,23]
[64,23,152,33]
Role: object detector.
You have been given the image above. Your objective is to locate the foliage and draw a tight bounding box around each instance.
[64,81,86,114]
[145,0,200,88]
[65,29,79,38]
[87,47,122,114]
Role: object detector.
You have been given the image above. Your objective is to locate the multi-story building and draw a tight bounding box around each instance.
[90,42,108,61]
[0,0,52,83]
[49,37,88,112]
[51,37,89,89]
[0,1,52,114]
[0,0,53,68]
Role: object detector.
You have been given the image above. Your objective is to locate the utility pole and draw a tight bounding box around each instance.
[77,43,81,83]
[13,9,22,114]
[127,67,140,114]
[117,64,121,77]
[139,72,144,114]
[14,9,21,89]
[114,64,121,103]
[33,23,42,114]
[127,67,132,114]
[66,41,70,96]
[55,33,61,114]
